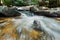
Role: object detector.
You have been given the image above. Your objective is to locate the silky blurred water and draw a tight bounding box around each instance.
[0,10,60,40]
[11,10,60,40]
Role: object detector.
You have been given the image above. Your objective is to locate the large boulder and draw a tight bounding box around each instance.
[34,10,60,17]
[30,6,49,12]
[30,6,60,17]
[30,6,40,12]
[0,6,21,17]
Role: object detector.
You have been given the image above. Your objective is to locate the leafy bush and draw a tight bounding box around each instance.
[2,0,38,6]
[2,0,14,6]
[14,0,29,6]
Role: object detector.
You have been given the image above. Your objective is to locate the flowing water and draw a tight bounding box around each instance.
[12,10,60,40]
[0,10,60,40]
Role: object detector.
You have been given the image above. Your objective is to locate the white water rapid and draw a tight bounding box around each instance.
[10,11,60,40]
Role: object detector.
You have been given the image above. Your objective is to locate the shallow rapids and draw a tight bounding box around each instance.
[0,10,60,40]
[10,12,60,40]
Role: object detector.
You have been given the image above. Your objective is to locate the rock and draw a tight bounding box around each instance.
[30,6,60,17]
[17,5,34,11]
[39,6,49,10]
[30,6,49,12]
[34,10,60,17]
[1,6,21,17]
[0,6,4,12]
[30,6,40,12]
[33,20,42,31]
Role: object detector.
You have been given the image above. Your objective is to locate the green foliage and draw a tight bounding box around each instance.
[14,0,29,6]
[2,0,38,6]
[14,0,23,6]
[31,0,38,5]
[2,0,14,6]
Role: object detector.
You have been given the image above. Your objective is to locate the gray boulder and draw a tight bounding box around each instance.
[1,6,21,17]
